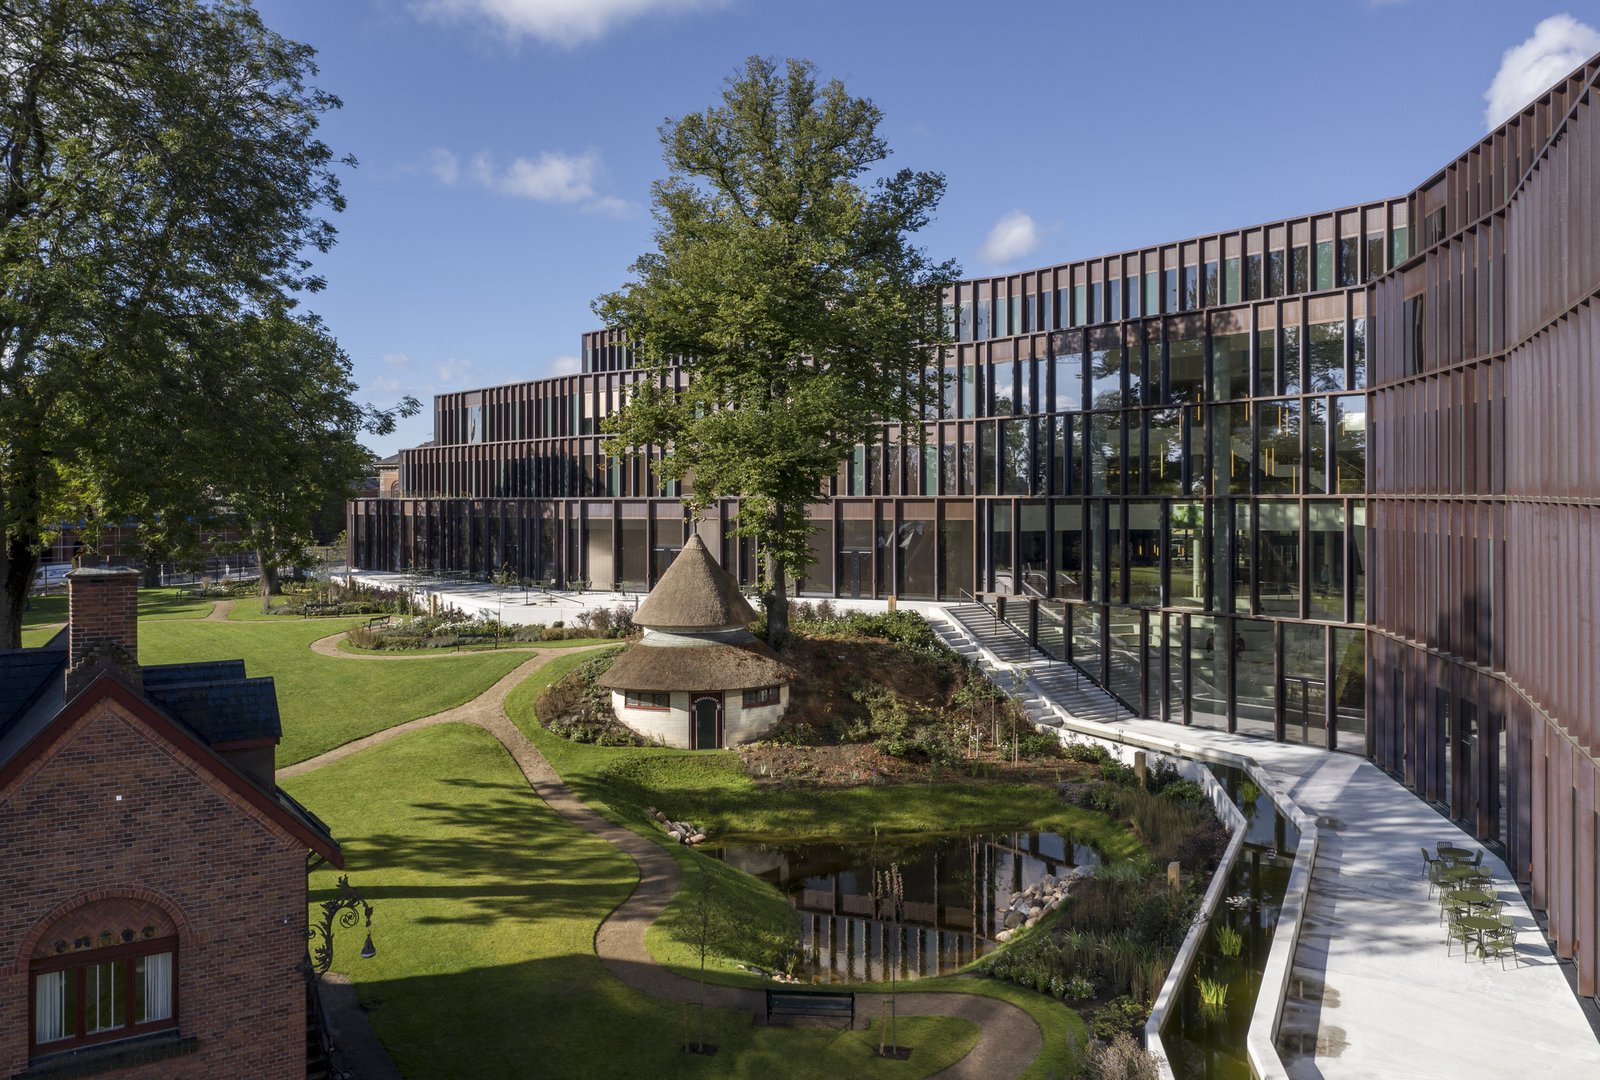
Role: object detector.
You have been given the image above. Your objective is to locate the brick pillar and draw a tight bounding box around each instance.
[65,564,141,698]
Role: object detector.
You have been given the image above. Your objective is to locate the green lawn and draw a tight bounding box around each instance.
[21,584,218,629]
[283,723,981,1079]
[137,619,530,765]
[507,653,1097,1077]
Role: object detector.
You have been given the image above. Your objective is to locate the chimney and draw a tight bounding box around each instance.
[65,562,142,698]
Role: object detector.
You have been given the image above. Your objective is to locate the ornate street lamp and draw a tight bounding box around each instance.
[307,875,376,978]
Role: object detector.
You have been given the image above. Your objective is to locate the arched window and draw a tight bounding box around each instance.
[27,899,179,1055]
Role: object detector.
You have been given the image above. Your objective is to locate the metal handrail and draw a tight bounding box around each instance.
[954,589,1060,668]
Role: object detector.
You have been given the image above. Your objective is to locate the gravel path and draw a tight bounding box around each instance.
[203,599,235,621]
[284,649,1045,1080]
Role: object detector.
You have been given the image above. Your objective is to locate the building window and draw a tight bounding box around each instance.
[743,686,780,708]
[31,941,176,1054]
[624,690,671,710]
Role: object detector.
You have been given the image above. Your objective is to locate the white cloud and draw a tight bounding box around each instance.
[381,351,415,369]
[371,375,406,394]
[979,210,1041,266]
[440,148,639,217]
[435,356,474,386]
[498,150,599,203]
[427,148,460,186]
[549,355,581,376]
[1484,15,1600,131]
[411,0,724,48]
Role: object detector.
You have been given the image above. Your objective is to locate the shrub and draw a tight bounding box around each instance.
[1062,740,1112,765]
[1091,996,1149,1040]
[1157,780,1208,807]
[1098,760,1139,787]
[1082,1032,1161,1080]
[1004,730,1063,761]
[345,626,383,650]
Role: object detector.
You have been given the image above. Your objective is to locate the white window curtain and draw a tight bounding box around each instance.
[34,970,70,1043]
[138,952,173,1023]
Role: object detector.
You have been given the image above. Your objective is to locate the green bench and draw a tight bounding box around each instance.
[765,988,855,1028]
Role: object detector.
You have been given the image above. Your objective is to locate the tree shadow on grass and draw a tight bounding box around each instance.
[310,779,637,927]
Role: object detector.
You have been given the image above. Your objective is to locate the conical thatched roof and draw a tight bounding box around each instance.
[632,535,757,632]
[596,639,794,693]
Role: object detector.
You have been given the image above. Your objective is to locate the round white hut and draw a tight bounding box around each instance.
[597,535,794,749]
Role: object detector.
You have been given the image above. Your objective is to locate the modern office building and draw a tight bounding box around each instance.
[350,56,1600,1000]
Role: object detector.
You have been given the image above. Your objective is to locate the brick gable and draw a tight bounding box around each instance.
[0,697,309,1078]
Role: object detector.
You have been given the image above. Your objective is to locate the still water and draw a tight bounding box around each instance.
[709,830,1099,983]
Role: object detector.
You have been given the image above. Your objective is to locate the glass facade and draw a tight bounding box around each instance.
[358,198,1399,762]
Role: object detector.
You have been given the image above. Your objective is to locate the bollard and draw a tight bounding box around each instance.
[887,594,897,612]
[1134,750,1147,787]
[1168,860,1182,890]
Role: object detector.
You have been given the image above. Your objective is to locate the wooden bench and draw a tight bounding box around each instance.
[366,615,392,630]
[765,989,855,1029]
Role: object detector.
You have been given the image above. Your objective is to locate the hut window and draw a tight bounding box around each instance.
[742,686,780,708]
[624,691,671,710]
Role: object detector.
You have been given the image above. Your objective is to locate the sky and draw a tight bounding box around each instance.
[250,0,1600,457]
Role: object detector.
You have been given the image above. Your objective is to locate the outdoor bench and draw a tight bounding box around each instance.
[302,602,337,617]
[765,989,855,1028]
[366,615,392,629]
[613,579,644,595]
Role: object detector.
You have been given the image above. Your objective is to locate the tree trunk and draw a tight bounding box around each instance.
[764,557,789,645]
[1,536,41,650]
[259,552,281,613]
[763,503,791,645]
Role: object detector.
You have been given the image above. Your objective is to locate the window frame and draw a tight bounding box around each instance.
[742,686,781,709]
[29,936,178,1057]
[623,690,671,710]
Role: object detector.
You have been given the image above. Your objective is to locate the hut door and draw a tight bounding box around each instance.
[691,692,723,750]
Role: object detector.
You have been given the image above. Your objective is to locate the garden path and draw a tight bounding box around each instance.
[203,599,234,621]
[283,647,1047,1080]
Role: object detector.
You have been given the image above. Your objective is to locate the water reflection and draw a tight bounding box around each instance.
[1161,764,1300,1080]
[709,831,1098,983]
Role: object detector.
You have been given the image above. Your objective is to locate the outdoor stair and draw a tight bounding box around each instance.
[934,605,1136,730]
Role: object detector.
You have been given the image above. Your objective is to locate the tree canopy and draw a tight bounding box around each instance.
[0,0,399,644]
[594,56,957,639]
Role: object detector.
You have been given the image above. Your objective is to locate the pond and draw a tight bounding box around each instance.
[1160,763,1300,1080]
[708,830,1099,983]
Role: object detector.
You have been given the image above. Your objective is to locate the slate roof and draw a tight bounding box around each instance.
[144,676,282,744]
[0,643,67,730]
[633,535,758,631]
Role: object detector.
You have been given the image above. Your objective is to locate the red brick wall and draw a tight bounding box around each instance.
[67,570,140,665]
[0,697,309,1077]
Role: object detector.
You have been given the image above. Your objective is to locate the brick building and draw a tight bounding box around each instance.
[0,566,341,1077]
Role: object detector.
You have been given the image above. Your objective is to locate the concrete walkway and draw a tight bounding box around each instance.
[283,641,1044,1079]
[936,609,1600,1080]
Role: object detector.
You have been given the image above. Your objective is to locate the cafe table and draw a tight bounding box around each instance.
[1437,844,1475,862]
[1444,887,1496,911]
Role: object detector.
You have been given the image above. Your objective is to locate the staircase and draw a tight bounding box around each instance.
[933,604,1136,729]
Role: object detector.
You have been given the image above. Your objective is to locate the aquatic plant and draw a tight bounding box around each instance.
[1196,975,1229,1008]
[1214,924,1243,957]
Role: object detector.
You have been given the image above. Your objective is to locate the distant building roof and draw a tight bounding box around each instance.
[633,535,758,632]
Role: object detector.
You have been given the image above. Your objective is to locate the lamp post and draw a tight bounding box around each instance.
[307,875,376,979]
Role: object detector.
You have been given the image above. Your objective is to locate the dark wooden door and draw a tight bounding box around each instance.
[691,692,723,750]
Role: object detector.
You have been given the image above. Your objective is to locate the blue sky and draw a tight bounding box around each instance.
[251,1,1600,456]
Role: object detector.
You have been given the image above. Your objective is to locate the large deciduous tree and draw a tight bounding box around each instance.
[0,0,372,646]
[207,314,417,611]
[594,57,957,642]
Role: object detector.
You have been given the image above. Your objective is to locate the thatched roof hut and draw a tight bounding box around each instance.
[597,535,793,749]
